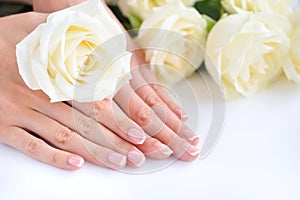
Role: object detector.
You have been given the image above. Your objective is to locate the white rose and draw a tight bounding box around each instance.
[118,0,197,20]
[205,13,292,99]
[283,9,300,83]
[136,1,207,84]
[16,0,132,103]
[221,0,297,16]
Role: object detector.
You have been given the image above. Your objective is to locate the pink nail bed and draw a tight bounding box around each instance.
[183,143,200,157]
[68,156,84,168]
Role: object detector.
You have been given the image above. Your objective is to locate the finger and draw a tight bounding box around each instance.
[72,99,174,160]
[137,137,174,159]
[4,12,48,44]
[72,113,146,168]
[24,98,146,168]
[141,67,188,121]
[17,110,128,170]
[1,126,84,170]
[130,68,199,143]
[115,85,200,162]
[20,85,172,161]
[71,99,147,145]
[131,51,188,121]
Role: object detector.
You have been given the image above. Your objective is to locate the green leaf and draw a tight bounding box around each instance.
[202,14,216,33]
[108,5,132,30]
[128,12,143,29]
[194,0,221,21]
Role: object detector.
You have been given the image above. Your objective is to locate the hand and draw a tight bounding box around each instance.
[32,0,201,161]
[0,12,174,170]
[114,51,200,161]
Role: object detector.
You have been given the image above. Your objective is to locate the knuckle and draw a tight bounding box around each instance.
[50,152,58,165]
[94,98,112,118]
[135,107,152,127]
[144,94,162,107]
[109,137,126,152]
[24,139,43,157]
[117,117,132,131]
[77,118,95,137]
[54,127,75,146]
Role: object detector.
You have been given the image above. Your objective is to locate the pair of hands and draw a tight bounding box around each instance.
[0,0,200,170]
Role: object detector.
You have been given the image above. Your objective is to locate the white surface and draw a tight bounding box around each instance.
[1,71,300,200]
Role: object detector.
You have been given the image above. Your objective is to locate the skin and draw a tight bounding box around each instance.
[0,0,200,170]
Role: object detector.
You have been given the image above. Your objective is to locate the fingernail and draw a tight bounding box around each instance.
[175,108,189,121]
[108,152,127,166]
[128,150,146,167]
[182,113,189,122]
[183,143,200,157]
[68,156,84,168]
[180,126,196,141]
[128,128,146,144]
[154,142,173,156]
[181,110,189,122]
[191,136,200,146]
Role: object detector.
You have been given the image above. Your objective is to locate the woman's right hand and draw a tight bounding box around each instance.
[0,12,175,170]
[31,0,201,163]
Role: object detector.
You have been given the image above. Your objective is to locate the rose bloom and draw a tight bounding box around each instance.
[16,0,132,102]
[118,0,197,20]
[284,9,300,84]
[136,1,207,84]
[221,0,297,16]
[205,13,292,99]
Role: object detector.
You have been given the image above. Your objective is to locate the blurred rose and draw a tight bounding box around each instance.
[118,0,197,20]
[205,13,292,99]
[283,9,300,84]
[136,1,207,84]
[17,0,132,103]
[221,0,297,16]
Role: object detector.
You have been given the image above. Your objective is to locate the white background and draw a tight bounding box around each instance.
[1,71,300,200]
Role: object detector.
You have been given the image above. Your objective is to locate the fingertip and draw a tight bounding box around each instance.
[67,155,85,169]
[175,108,189,122]
[178,152,200,162]
[127,128,147,145]
[137,138,173,160]
[191,136,200,146]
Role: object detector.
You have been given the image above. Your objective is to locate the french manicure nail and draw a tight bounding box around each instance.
[154,142,173,156]
[108,152,127,166]
[183,143,200,157]
[68,156,84,168]
[128,150,145,167]
[128,128,146,144]
[180,126,196,141]
[176,108,189,121]
[191,136,200,145]
[182,111,189,122]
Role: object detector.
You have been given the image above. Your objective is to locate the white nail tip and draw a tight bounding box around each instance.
[128,128,146,144]
[119,156,127,166]
[136,155,146,167]
[183,143,200,156]
[182,114,189,121]
[188,149,200,156]
[108,153,127,166]
[188,135,200,142]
